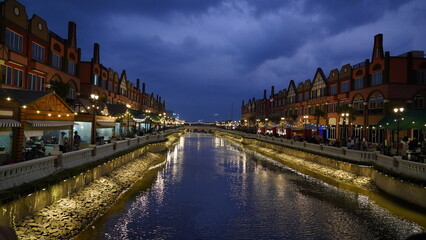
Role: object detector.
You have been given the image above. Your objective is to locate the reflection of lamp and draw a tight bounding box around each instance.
[90,94,99,144]
[303,115,309,140]
[393,107,404,156]
[256,119,260,134]
[341,112,349,146]
[126,104,131,137]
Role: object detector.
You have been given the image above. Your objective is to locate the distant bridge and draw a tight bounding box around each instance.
[184,124,216,133]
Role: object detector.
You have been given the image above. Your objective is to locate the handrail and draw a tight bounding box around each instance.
[0,129,182,191]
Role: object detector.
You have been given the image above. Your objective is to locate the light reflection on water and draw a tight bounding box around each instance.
[75,134,424,240]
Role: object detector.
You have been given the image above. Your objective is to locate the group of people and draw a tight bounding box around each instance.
[58,131,81,152]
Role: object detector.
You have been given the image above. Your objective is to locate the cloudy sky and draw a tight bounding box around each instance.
[21,0,426,122]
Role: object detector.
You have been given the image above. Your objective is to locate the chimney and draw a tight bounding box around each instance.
[136,78,140,91]
[372,34,384,60]
[93,43,100,64]
[271,86,275,97]
[242,100,245,106]
[68,21,77,49]
[263,89,267,99]
[142,83,146,93]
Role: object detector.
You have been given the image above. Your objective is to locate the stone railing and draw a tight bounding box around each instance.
[220,129,426,181]
[0,129,180,191]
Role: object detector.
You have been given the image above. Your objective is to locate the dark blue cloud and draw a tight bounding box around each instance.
[19,0,426,122]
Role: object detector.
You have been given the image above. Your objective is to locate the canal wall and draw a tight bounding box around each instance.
[1,132,182,239]
[218,131,426,210]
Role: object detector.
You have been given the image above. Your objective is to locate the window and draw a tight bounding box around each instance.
[354,77,364,90]
[371,72,383,86]
[68,86,76,99]
[304,92,309,100]
[369,96,376,109]
[93,75,99,86]
[101,78,107,89]
[13,69,23,87]
[5,29,23,53]
[377,95,384,108]
[28,74,37,90]
[417,71,426,84]
[414,94,424,109]
[108,82,113,92]
[298,93,303,102]
[67,61,76,75]
[1,66,12,85]
[51,53,62,69]
[329,85,337,95]
[340,81,350,93]
[32,42,45,62]
[38,76,45,90]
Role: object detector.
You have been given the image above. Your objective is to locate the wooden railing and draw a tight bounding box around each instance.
[0,129,180,191]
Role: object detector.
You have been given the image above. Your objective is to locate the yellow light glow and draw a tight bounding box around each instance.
[48,113,51,117]
[58,115,61,117]
[37,110,40,114]
[23,105,27,108]
[6,97,11,101]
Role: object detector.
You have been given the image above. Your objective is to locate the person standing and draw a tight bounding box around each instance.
[59,132,66,152]
[73,131,81,150]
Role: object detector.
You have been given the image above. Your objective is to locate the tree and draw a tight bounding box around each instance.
[49,80,71,101]
[313,108,325,133]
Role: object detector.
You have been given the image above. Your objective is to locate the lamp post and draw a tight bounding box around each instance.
[126,104,131,137]
[341,112,349,146]
[393,107,404,156]
[90,94,99,144]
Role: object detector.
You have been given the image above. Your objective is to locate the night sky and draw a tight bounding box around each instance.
[20,0,426,122]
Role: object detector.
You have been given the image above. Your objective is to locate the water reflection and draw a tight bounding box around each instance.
[75,134,423,240]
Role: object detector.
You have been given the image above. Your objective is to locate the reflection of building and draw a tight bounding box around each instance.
[242,34,426,145]
[0,0,168,163]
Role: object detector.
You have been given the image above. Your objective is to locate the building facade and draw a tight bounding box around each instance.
[242,34,426,147]
[0,0,167,163]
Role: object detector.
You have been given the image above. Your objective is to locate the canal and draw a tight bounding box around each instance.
[75,133,423,239]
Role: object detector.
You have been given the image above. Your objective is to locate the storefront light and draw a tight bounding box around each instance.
[58,115,61,117]
[6,97,11,101]
[48,113,51,117]
[23,105,27,108]
[37,110,40,114]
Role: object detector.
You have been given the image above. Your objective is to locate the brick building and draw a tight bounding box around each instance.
[0,0,167,163]
[242,34,426,147]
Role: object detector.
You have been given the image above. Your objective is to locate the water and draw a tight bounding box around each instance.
[75,134,424,239]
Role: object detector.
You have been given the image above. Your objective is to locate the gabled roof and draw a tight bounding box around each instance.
[311,68,327,86]
[2,89,51,105]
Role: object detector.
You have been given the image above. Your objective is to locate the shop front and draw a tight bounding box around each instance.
[2,89,76,163]
[0,119,21,164]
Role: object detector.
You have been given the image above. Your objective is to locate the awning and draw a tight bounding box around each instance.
[0,119,21,127]
[97,121,117,127]
[145,113,161,122]
[26,120,74,127]
[377,110,426,130]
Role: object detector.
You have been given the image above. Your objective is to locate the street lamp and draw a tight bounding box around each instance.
[126,104,131,137]
[393,107,404,156]
[90,94,99,144]
[341,112,349,146]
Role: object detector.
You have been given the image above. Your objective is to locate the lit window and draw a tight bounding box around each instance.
[93,75,99,86]
[340,81,350,93]
[369,96,376,109]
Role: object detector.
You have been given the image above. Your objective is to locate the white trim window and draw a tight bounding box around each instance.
[32,42,45,62]
[5,29,23,53]
[51,53,62,69]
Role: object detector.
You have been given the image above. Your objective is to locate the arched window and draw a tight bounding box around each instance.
[377,95,384,108]
[414,94,424,109]
[67,85,76,100]
[369,96,376,109]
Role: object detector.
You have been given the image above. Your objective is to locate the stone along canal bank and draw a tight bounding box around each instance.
[12,133,182,240]
[216,131,426,227]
